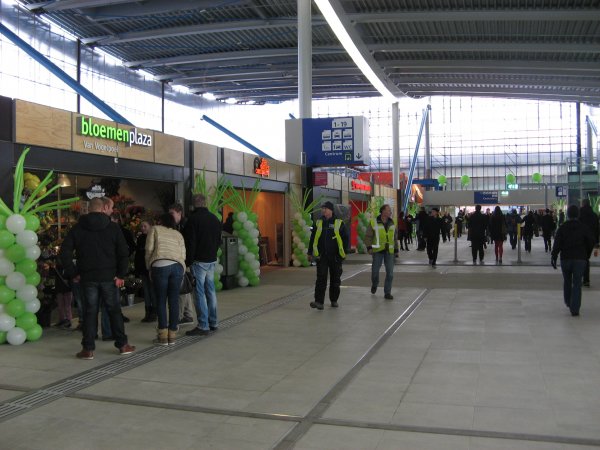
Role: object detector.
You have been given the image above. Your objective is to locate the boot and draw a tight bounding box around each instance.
[153,328,168,346]
[168,329,177,346]
[141,307,157,323]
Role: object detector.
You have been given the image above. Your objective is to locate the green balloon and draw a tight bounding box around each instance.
[250,245,259,254]
[532,172,542,183]
[437,175,447,186]
[0,331,6,344]
[233,221,242,230]
[0,276,4,286]
[0,285,15,304]
[0,215,6,231]
[238,229,248,240]
[249,277,260,287]
[16,259,37,277]
[240,260,250,271]
[215,282,223,292]
[506,173,516,184]
[24,214,40,232]
[6,299,25,318]
[5,244,26,263]
[217,248,223,257]
[26,324,43,342]
[248,212,257,222]
[16,311,37,330]
[0,230,15,249]
[460,175,470,186]
[26,272,41,286]
[301,260,310,267]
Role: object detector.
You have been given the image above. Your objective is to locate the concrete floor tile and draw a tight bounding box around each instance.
[376,430,470,450]
[391,401,475,429]
[473,406,558,436]
[468,437,565,450]
[403,382,478,406]
[296,424,384,450]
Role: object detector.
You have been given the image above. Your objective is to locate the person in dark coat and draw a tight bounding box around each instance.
[578,199,600,287]
[425,208,443,268]
[442,212,453,242]
[522,211,536,253]
[59,197,135,360]
[489,206,507,264]
[416,207,428,251]
[551,204,595,316]
[135,218,156,323]
[540,209,556,252]
[222,212,234,234]
[308,202,349,310]
[468,205,488,264]
[506,209,522,250]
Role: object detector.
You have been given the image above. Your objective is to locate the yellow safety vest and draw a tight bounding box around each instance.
[313,219,346,258]
[371,218,395,254]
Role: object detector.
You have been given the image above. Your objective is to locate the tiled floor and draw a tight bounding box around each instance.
[0,236,599,449]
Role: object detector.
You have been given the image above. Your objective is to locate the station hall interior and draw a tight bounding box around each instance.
[1,1,600,449]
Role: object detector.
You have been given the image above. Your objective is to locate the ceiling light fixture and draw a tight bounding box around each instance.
[202,92,216,100]
[225,97,237,104]
[313,0,397,103]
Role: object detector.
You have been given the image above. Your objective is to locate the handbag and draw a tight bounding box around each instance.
[180,271,195,295]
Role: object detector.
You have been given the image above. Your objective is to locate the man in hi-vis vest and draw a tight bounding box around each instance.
[308,201,349,310]
[365,204,397,300]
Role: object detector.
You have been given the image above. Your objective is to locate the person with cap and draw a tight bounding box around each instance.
[551,204,595,316]
[424,208,444,268]
[540,209,556,252]
[365,204,397,299]
[307,201,349,310]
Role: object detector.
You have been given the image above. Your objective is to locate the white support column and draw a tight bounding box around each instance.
[298,0,312,118]
[392,102,399,189]
[424,106,431,180]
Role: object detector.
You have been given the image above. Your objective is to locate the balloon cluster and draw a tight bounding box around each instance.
[232,211,260,287]
[214,248,224,292]
[437,175,447,186]
[291,211,311,267]
[0,214,43,345]
[532,172,543,183]
[506,173,516,184]
[23,173,45,195]
[460,175,470,187]
[355,212,370,254]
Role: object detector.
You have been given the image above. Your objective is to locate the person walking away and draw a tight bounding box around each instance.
[541,209,556,252]
[425,208,443,268]
[307,202,349,310]
[365,204,397,299]
[397,211,409,251]
[406,213,414,245]
[506,209,521,250]
[169,202,195,325]
[579,199,599,287]
[146,213,186,345]
[59,197,135,360]
[184,194,222,335]
[523,211,535,253]
[489,206,507,264]
[135,219,157,323]
[416,207,428,251]
[468,205,488,264]
[442,212,453,242]
[558,210,565,227]
[551,205,594,316]
[455,210,464,238]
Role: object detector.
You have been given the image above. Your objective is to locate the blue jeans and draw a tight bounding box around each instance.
[560,259,586,315]
[72,281,83,319]
[191,261,218,330]
[81,281,127,350]
[371,251,394,295]
[100,286,122,338]
[151,264,184,331]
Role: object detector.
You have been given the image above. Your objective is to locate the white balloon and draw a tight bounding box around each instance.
[237,212,248,222]
[244,252,255,262]
[17,285,38,302]
[293,236,300,245]
[291,253,297,260]
[6,272,26,290]
[7,327,26,345]
[0,313,16,331]
[243,220,254,231]
[6,214,26,234]
[292,231,297,238]
[298,242,305,251]
[215,264,223,275]
[253,237,259,245]
[0,257,14,276]
[238,244,248,255]
[292,260,301,267]
[251,260,260,269]
[16,230,38,248]
[294,212,302,220]
[25,298,41,314]
[238,276,249,287]
[250,228,259,238]
[299,219,306,227]
[254,268,261,277]
[25,245,41,261]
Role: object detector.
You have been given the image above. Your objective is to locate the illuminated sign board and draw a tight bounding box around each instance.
[76,116,152,147]
[253,157,270,177]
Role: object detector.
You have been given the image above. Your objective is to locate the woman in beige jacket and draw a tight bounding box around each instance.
[145,213,186,345]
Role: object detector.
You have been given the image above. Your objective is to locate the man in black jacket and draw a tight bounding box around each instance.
[425,208,444,268]
[308,202,349,310]
[540,209,556,252]
[60,197,136,360]
[551,205,595,316]
[579,199,599,287]
[184,194,222,336]
[468,205,488,264]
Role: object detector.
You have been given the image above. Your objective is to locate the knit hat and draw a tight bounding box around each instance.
[321,201,335,212]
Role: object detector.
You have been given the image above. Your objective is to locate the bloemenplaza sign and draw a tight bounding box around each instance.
[76,116,152,147]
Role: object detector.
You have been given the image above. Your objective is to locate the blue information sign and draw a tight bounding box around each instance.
[555,186,567,197]
[302,116,369,166]
[473,191,499,204]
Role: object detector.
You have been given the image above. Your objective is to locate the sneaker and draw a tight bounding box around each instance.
[309,301,324,310]
[179,317,194,325]
[153,336,168,346]
[186,327,210,336]
[330,301,338,308]
[479,259,484,265]
[384,294,394,300]
[119,344,136,355]
[370,286,377,294]
[76,349,94,360]
[209,326,219,331]
[499,259,502,265]
[432,263,436,269]
[473,260,477,265]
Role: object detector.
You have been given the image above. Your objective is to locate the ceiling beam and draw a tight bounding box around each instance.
[174,68,361,85]
[25,0,136,11]
[404,86,600,99]
[371,42,600,54]
[393,77,600,90]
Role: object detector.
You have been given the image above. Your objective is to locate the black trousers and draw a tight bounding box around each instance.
[314,254,343,304]
[543,234,552,252]
[427,238,439,264]
[471,238,485,261]
[509,232,517,249]
[584,259,590,284]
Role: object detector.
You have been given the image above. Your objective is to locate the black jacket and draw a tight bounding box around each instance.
[552,219,594,261]
[134,233,148,276]
[59,212,129,282]
[468,211,488,241]
[579,205,599,245]
[183,207,222,265]
[541,214,555,236]
[424,216,443,241]
[489,213,506,241]
[308,215,349,259]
